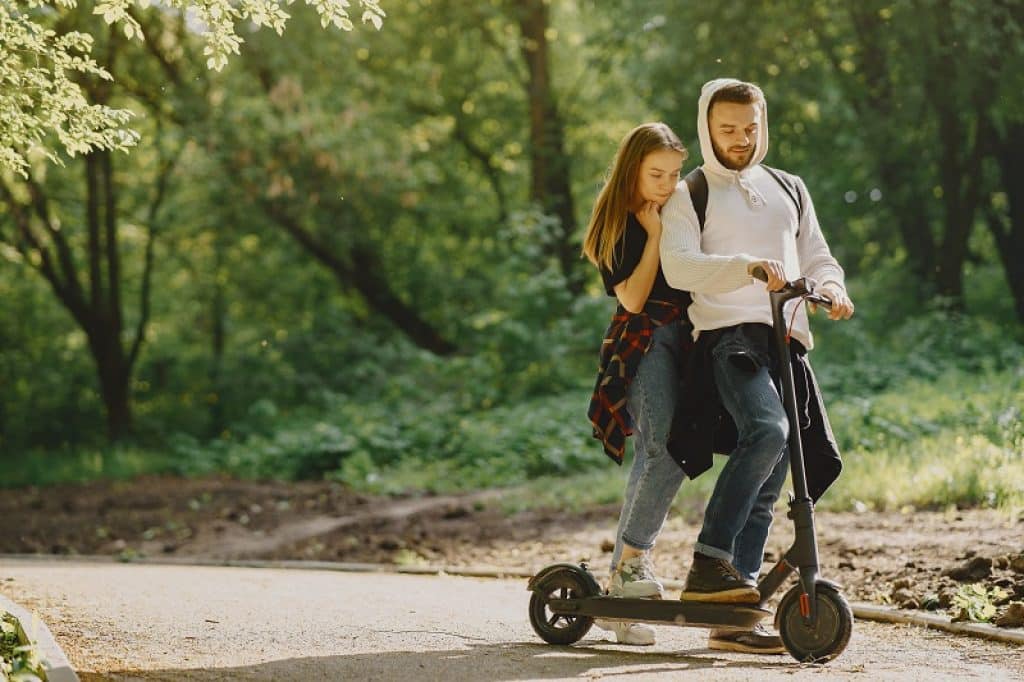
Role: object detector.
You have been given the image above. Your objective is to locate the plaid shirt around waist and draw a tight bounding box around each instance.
[587,297,688,464]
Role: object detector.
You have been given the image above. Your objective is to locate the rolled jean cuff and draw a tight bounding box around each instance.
[694,542,732,563]
[620,535,656,552]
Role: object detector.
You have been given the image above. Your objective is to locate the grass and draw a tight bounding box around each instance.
[824,433,1024,513]
[2,351,1022,518]
[353,363,1024,517]
[0,446,178,489]
[823,367,1024,513]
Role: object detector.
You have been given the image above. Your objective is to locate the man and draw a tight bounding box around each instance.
[659,78,854,654]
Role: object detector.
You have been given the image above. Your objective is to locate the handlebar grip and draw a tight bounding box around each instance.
[806,293,833,309]
[751,267,834,309]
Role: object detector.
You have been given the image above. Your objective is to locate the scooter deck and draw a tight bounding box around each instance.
[547,595,771,631]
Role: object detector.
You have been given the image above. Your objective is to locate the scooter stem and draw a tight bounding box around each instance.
[769,281,821,623]
[768,285,813,503]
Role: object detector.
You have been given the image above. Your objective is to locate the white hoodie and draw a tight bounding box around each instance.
[659,78,845,350]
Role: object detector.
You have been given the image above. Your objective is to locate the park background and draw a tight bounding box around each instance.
[1,0,1023,519]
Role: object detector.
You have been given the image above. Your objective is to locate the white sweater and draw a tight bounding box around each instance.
[659,78,845,351]
[659,166,845,350]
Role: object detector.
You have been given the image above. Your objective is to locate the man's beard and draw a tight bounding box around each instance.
[712,139,755,171]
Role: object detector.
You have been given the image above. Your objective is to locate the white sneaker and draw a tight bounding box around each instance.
[594,554,662,645]
[594,619,656,646]
[608,554,664,599]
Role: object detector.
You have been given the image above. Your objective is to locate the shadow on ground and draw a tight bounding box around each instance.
[78,639,796,681]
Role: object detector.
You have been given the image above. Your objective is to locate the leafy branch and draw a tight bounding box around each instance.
[0,0,386,176]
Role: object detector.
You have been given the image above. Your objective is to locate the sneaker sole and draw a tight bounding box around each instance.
[708,639,786,655]
[679,588,761,603]
[594,620,657,646]
[617,587,664,599]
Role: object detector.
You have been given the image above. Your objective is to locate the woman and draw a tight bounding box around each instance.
[584,122,691,646]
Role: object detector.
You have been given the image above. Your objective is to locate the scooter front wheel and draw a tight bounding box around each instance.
[776,583,853,663]
[528,567,596,645]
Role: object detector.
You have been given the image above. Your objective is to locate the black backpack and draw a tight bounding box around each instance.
[684,165,804,235]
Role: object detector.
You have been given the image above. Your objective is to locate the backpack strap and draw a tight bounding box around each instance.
[762,164,804,236]
[683,167,708,232]
[686,164,805,236]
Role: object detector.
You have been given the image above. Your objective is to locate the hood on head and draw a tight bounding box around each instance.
[697,78,769,175]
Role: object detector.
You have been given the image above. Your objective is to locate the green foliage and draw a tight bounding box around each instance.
[811,271,1024,397]
[2,0,1024,527]
[0,0,384,175]
[0,611,46,682]
[0,5,139,176]
[164,387,606,491]
[1,445,177,488]
[951,584,1008,623]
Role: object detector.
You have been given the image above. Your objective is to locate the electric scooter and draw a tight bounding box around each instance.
[526,272,853,663]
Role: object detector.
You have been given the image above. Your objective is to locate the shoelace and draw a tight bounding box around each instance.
[622,555,656,581]
[715,559,745,583]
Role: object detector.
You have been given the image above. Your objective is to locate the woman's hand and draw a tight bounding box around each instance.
[636,201,663,236]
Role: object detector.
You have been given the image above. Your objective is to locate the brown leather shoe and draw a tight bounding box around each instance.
[708,623,786,654]
[680,553,760,603]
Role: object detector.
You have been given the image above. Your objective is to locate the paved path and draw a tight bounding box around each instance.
[2,559,1022,681]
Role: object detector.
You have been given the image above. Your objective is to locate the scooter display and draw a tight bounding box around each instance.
[526,272,853,663]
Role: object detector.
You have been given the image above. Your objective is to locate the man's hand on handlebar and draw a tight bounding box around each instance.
[748,260,787,292]
[815,282,855,320]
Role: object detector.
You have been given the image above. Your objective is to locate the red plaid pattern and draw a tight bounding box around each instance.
[588,298,687,464]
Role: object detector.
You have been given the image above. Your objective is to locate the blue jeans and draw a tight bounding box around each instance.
[610,320,689,572]
[694,345,790,582]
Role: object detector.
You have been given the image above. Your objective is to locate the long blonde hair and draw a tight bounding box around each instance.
[582,122,687,271]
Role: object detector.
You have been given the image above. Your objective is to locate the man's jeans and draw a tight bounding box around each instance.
[610,320,688,572]
[694,343,790,582]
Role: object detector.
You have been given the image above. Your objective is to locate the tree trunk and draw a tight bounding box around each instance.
[513,0,583,294]
[208,230,228,438]
[85,151,135,441]
[933,106,969,302]
[88,323,134,442]
[840,3,938,283]
[989,122,1024,322]
[0,21,174,446]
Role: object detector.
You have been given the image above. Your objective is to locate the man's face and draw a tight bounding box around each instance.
[708,101,760,170]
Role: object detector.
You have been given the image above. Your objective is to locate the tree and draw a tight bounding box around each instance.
[0,0,385,440]
[814,0,1011,303]
[506,0,582,294]
[0,0,384,177]
[630,0,1024,315]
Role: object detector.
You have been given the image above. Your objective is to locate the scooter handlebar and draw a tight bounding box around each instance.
[750,266,832,310]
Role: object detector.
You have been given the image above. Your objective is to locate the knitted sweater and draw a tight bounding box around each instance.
[659,78,845,350]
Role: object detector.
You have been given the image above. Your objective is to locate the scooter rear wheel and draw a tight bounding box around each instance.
[776,583,853,663]
[528,567,596,645]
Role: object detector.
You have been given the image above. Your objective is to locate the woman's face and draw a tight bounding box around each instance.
[635,149,685,207]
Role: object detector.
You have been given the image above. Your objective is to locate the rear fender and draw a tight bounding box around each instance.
[527,563,601,596]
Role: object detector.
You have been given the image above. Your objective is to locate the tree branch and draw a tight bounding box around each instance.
[0,178,91,329]
[128,128,184,371]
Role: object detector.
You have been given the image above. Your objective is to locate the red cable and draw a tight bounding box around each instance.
[784,295,807,345]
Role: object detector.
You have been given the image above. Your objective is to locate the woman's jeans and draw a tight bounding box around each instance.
[610,320,688,572]
[694,347,790,582]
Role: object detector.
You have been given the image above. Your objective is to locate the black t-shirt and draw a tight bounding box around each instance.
[599,213,687,304]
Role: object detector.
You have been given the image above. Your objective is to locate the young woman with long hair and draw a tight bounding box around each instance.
[584,122,691,646]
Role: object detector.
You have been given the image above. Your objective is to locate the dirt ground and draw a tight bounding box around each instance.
[2,475,1023,627]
